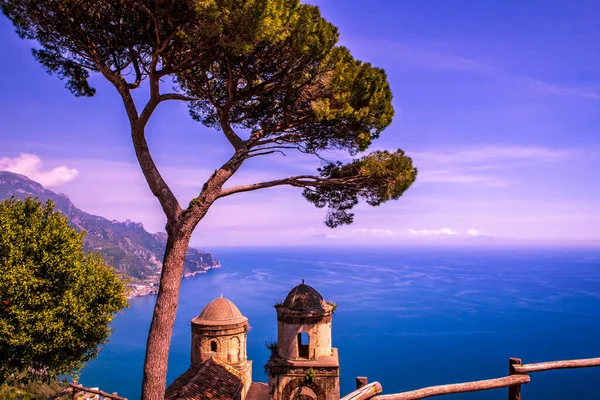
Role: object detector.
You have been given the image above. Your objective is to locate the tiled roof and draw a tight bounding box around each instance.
[246,383,269,400]
[165,358,244,400]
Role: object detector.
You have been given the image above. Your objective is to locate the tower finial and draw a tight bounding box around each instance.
[302,279,304,284]
[220,294,223,298]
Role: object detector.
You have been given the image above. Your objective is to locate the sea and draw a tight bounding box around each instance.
[79,246,600,399]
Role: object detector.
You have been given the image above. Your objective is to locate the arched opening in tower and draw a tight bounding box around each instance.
[298,332,310,359]
[291,386,317,400]
[210,340,218,353]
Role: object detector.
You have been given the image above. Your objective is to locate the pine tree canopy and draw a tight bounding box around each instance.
[1,1,419,397]
[1,0,417,227]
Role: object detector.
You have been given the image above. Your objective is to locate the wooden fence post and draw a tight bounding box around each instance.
[508,358,522,400]
[356,377,369,389]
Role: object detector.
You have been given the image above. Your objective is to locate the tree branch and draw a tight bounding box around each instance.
[126,47,142,89]
[226,58,236,102]
[244,150,286,159]
[160,93,198,102]
[219,116,245,150]
[249,132,305,148]
[247,145,299,153]
[217,173,370,199]
[96,63,139,124]
[182,151,247,229]
[217,175,325,198]
[97,63,183,223]
[130,123,183,223]
[218,178,301,198]
[157,49,195,77]
[138,67,162,126]
[199,70,221,112]
[138,3,161,49]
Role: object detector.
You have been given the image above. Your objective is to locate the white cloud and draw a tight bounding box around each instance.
[406,228,483,237]
[0,153,79,187]
[350,228,395,236]
[408,228,458,236]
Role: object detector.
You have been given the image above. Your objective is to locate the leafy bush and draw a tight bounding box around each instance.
[0,376,68,400]
[265,338,278,351]
[0,197,128,384]
[327,301,338,313]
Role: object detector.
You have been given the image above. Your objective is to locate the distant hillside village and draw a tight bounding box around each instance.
[0,171,221,297]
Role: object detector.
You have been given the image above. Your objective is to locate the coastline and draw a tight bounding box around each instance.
[126,262,221,299]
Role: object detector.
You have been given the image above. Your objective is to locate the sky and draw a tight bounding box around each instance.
[0,1,599,247]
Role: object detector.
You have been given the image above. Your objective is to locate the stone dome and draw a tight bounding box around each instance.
[282,282,328,312]
[192,296,248,326]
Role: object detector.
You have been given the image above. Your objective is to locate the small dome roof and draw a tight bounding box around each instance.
[282,282,327,312]
[193,297,247,326]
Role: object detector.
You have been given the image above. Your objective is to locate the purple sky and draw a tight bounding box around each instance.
[1,1,599,246]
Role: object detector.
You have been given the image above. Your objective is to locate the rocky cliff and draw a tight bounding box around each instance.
[0,171,219,282]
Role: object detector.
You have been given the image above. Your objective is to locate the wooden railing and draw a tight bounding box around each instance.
[341,356,600,400]
[69,383,127,400]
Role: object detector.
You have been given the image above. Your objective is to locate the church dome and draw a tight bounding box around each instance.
[282,282,328,312]
[192,296,247,326]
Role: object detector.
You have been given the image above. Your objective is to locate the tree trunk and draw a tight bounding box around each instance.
[141,229,192,400]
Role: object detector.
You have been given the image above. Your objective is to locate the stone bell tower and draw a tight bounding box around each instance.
[166,296,253,399]
[190,296,249,368]
[265,281,340,400]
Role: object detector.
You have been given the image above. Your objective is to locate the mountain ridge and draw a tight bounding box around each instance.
[0,171,220,291]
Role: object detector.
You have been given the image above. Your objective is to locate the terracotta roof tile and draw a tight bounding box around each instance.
[165,358,244,400]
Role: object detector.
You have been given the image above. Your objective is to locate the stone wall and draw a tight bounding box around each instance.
[267,369,340,400]
[277,320,332,360]
[191,323,248,366]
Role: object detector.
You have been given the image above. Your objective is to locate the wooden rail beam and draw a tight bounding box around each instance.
[69,383,127,400]
[374,375,530,400]
[341,382,383,400]
[513,357,600,374]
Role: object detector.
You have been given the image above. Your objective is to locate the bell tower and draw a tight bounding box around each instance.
[190,296,253,397]
[265,281,340,400]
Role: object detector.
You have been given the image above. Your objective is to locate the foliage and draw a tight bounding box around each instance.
[303,150,417,227]
[1,0,418,397]
[0,0,300,98]
[304,368,316,384]
[178,4,394,154]
[0,376,68,400]
[327,301,338,313]
[273,300,284,308]
[0,197,129,384]
[173,2,416,229]
[1,0,417,228]
[265,338,278,351]
[0,171,219,280]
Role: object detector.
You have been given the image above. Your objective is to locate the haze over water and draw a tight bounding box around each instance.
[80,247,600,399]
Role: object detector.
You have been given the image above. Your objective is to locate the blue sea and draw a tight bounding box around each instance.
[79,247,600,399]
